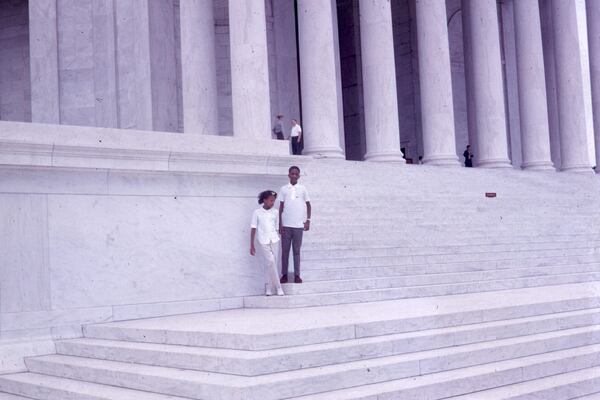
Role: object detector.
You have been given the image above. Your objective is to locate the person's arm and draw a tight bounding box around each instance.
[279,202,285,235]
[297,127,302,142]
[250,228,256,256]
[304,201,311,231]
[250,211,258,255]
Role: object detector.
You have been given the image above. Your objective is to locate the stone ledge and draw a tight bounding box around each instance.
[0,121,295,175]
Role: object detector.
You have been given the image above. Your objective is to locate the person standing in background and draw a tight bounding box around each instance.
[272,114,284,140]
[463,145,474,167]
[290,119,302,155]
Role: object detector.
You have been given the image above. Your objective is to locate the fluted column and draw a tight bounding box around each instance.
[359,0,403,162]
[229,0,271,139]
[180,0,219,135]
[552,0,593,172]
[297,0,345,158]
[513,0,554,170]
[29,0,60,124]
[462,0,511,168]
[415,0,459,166]
[586,0,600,172]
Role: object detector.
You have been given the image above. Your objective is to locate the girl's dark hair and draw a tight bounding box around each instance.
[258,190,277,204]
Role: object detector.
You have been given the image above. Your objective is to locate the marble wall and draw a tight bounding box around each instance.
[0,165,287,346]
[0,0,30,122]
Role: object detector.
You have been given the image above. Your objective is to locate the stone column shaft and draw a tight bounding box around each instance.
[297,0,345,157]
[552,0,593,172]
[415,0,459,166]
[462,0,511,168]
[29,0,60,124]
[180,0,219,135]
[229,0,272,139]
[586,0,600,172]
[513,0,554,170]
[359,0,403,162]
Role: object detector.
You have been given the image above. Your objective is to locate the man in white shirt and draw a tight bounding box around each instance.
[290,119,302,155]
[279,166,311,283]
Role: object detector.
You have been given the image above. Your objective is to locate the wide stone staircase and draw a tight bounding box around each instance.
[2,160,600,399]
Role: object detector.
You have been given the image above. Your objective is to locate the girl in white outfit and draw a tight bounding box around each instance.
[250,190,285,296]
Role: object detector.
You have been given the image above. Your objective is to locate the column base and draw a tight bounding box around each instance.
[303,146,345,159]
[560,164,594,173]
[521,160,555,171]
[477,158,513,168]
[422,154,460,166]
[364,151,406,163]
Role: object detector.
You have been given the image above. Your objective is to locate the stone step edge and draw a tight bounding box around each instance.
[302,257,600,272]
[289,263,600,287]
[56,308,600,375]
[250,272,600,301]
[447,366,600,399]
[287,344,600,400]
[0,373,190,400]
[84,294,600,350]
[303,237,600,253]
[24,336,600,400]
[302,246,600,264]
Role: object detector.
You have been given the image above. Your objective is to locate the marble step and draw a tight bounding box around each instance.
[246,273,600,308]
[302,257,600,281]
[574,392,600,399]
[56,308,600,376]
[84,284,600,350]
[315,206,597,217]
[303,232,596,250]
[447,366,600,399]
[313,213,600,223]
[283,264,600,295]
[304,229,599,243]
[302,247,600,270]
[0,373,189,400]
[302,239,600,260]
[24,332,600,400]
[0,394,32,400]
[288,344,600,400]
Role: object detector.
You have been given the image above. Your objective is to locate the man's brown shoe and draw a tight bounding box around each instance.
[280,275,288,284]
[294,275,303,284]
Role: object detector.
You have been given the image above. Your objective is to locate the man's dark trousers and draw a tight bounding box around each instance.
[291,137,301,155]
[282,226,303,277]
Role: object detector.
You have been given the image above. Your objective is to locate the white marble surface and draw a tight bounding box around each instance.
[359,0,403,162]
[462,0,511,168]
[415,0,459,166]
[513,0,554,171]
[552,0,594,172]
[28,0,60,124]
[180,0,219,135]
[297,0,345,158]
[586,0,600,171]
[228,0,272,140]
[113,0,153,130]
[0,195,50,313]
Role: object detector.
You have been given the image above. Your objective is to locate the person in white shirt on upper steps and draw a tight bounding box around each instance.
[279,166,311,284]
[250,190,285,296]
[290,119,302,155]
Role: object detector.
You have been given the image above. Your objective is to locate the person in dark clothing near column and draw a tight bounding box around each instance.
[279,166,311,283]
[272,114,284,140]
[463,145,474,167]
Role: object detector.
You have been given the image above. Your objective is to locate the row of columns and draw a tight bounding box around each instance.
[29,0,600,171]
[216,0,597,171]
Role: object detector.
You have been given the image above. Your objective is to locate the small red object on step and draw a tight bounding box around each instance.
[485,192,497,198]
